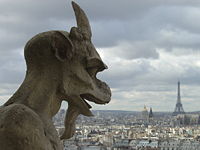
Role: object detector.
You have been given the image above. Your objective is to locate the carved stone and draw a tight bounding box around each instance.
[0,2,111,150]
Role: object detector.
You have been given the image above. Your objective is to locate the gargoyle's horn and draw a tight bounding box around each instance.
[72,1,92,38]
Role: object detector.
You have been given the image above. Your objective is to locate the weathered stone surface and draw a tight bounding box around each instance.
[0,2,111,150]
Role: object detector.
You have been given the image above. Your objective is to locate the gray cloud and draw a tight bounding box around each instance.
[1,0,200,111]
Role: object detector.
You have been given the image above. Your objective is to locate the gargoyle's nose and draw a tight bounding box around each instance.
[86,57,108,72]
[103,63,108,70]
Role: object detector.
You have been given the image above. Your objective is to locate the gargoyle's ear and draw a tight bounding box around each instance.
[52,31,74,61]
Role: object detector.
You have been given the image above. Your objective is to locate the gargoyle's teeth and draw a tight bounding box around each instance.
[81,94,108,104]
[82,98,92,109]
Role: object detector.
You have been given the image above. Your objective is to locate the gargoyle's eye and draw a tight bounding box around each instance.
[86,58,108,77]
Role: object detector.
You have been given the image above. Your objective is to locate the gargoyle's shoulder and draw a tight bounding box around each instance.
[0,104,47,150]
[0,104,43,129]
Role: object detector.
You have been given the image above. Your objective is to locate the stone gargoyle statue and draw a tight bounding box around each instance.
[0,2,111,150]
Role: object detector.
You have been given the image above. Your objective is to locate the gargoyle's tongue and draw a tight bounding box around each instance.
[61,96,93,139]
[60,105,79,139]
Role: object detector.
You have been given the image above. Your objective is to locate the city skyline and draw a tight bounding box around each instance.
[1,0,200,111]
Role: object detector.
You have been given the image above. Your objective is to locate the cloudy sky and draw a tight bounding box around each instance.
[1,0,200,112]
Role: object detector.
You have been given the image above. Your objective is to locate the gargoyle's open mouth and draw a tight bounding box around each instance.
[81,94,110,105]
[80,95,93,109]
[80,76,111,108]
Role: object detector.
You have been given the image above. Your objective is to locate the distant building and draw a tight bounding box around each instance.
[142,105,149,123]
[159,139,180,150]
[159,139,200,150]
[173,81,185,116]
[179,139,200,150]
[137,140,159,149]
[173,114,200,126]
[148,107,154,124]
[149,108,154,118]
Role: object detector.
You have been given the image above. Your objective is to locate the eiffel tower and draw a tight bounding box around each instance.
[172,81,185,116]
